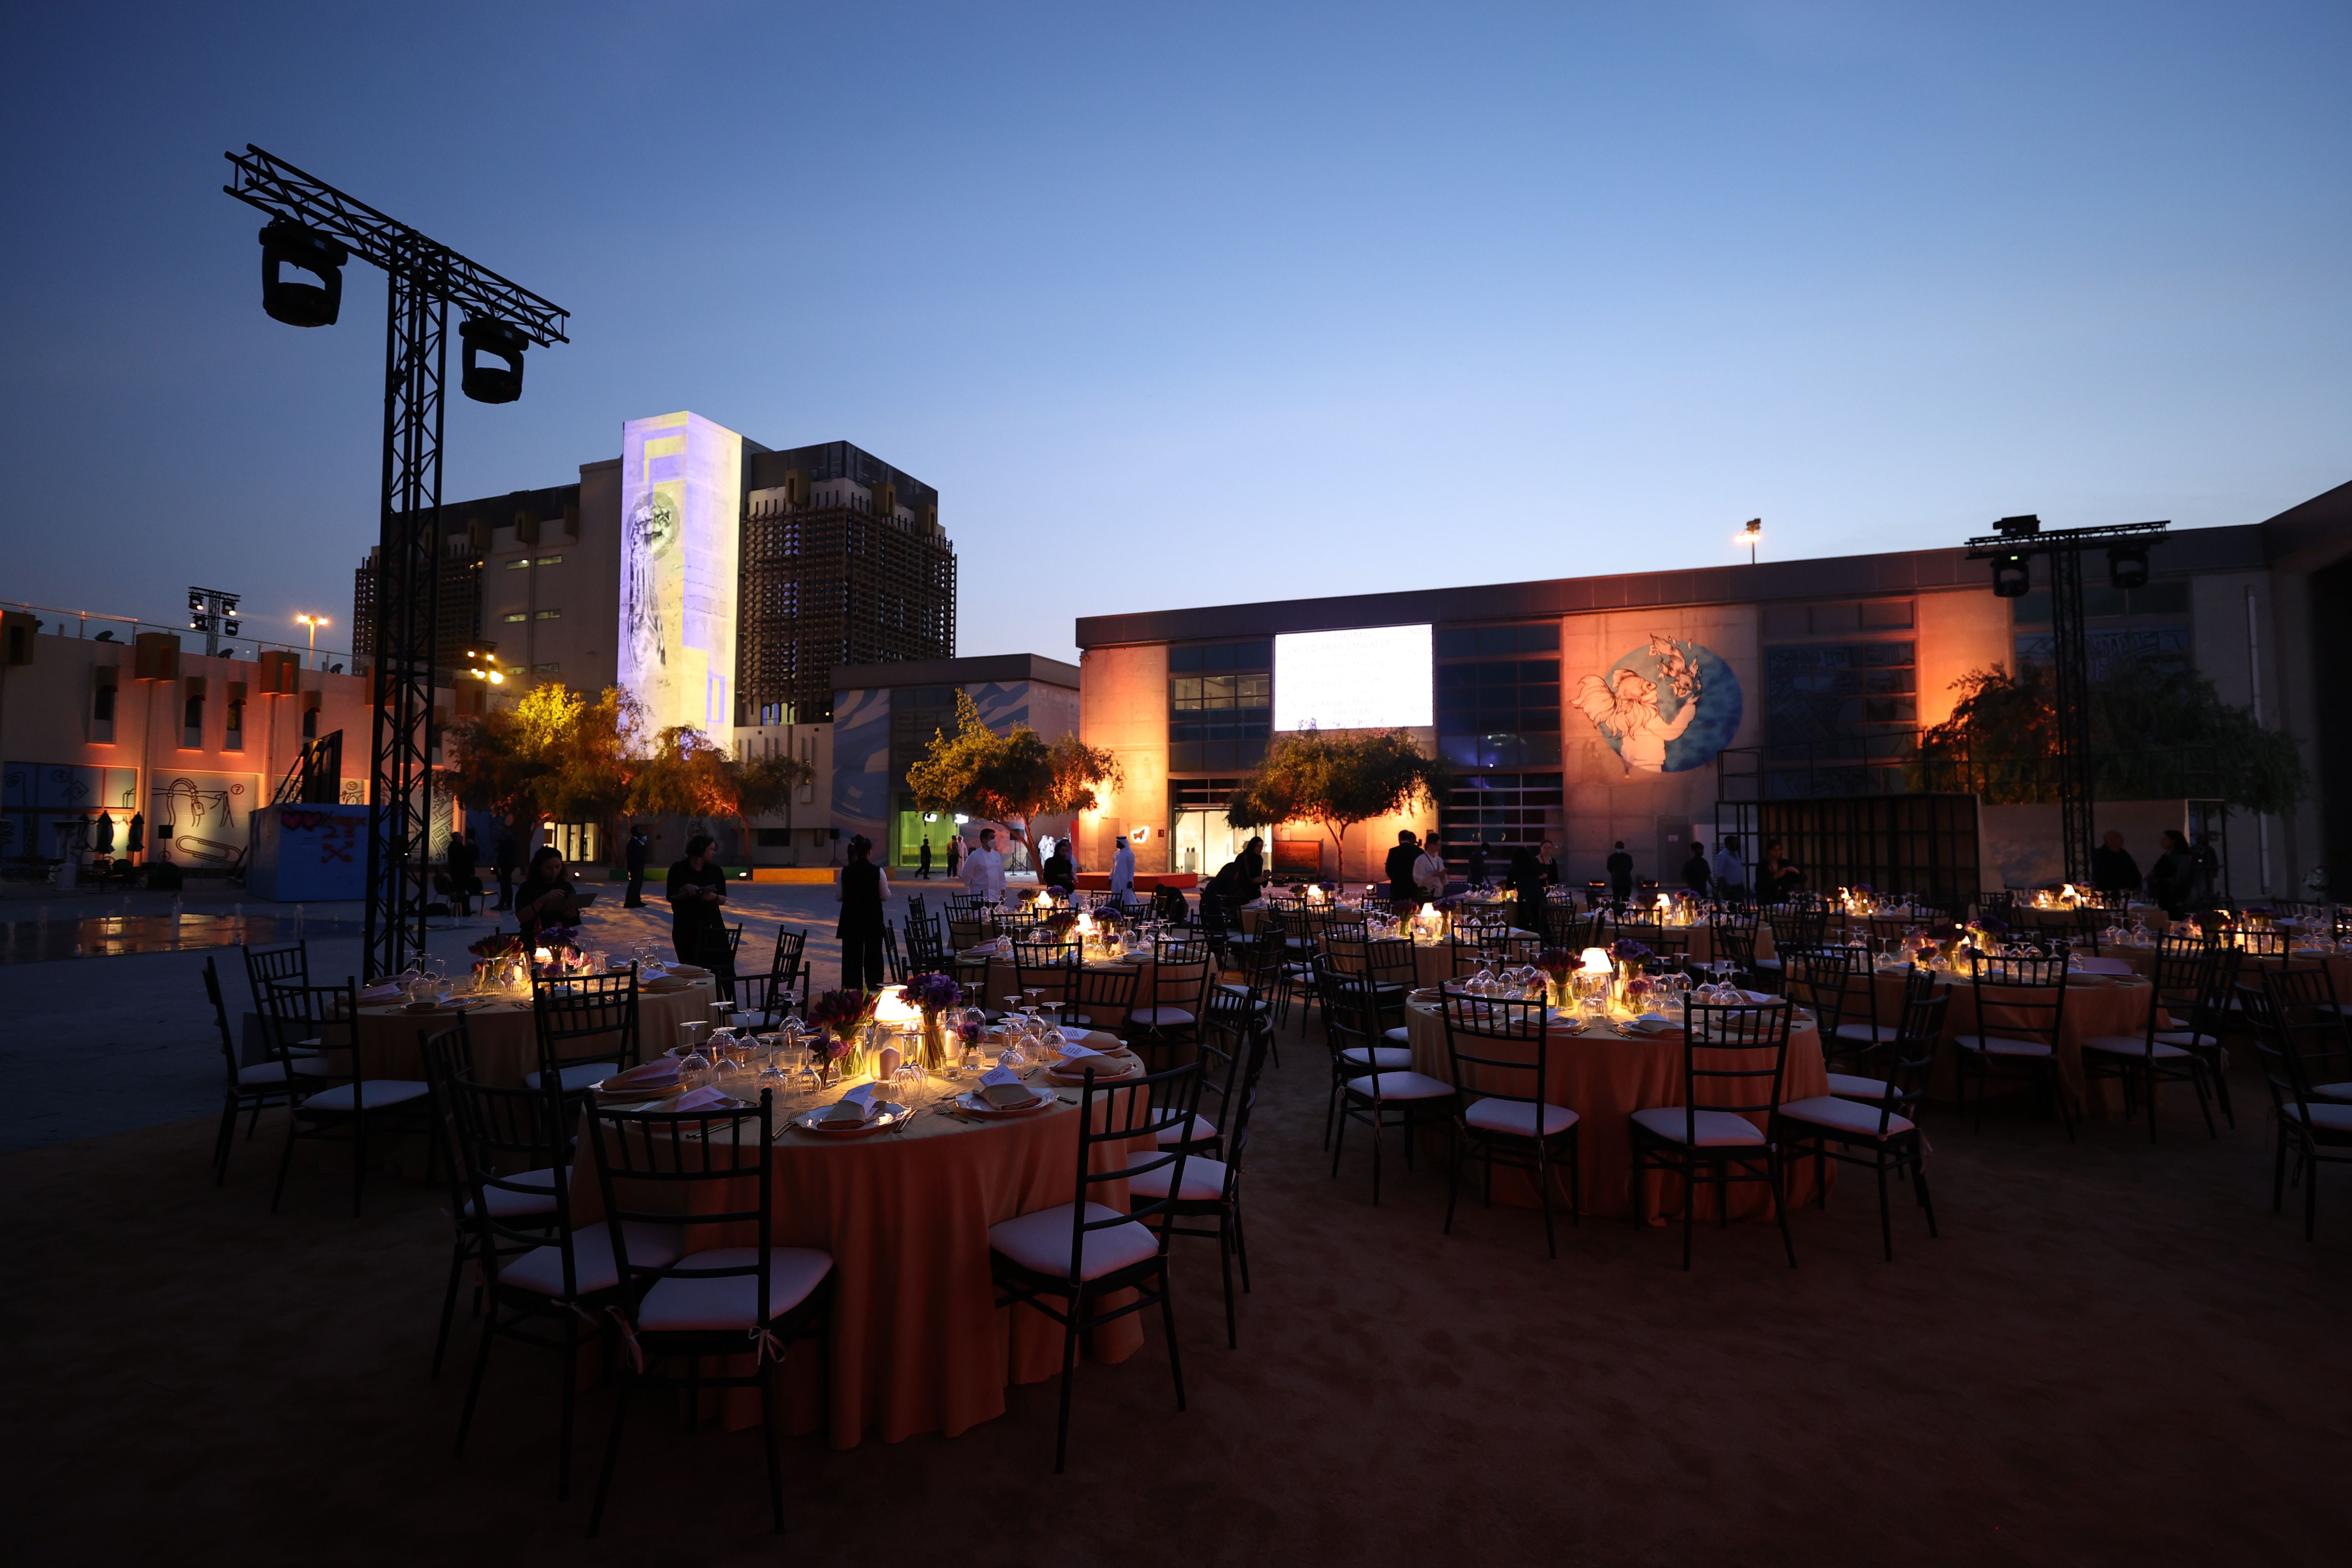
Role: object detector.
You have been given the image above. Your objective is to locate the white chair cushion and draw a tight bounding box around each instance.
[1629,1106,1765,1146]
[1958,1036,2053,1057]
[1339,1044,1414,1070]
[1779,1094,1915,1139]
[1382,1026,1411,1044]
[1127,1155,1227,1202]
[634,1246,834,1331]
[299,1079,430,1112]
[463,1167,561,1220]
[502,1222,686,1298]
[1463,1098,1578,1137]
[525,1060,623,1093]
[2150,1030,2210,1047]
[1824,1072,1892,1100]
[2281,1102,2352,1134]
[1128,1007,1196,1028]
[236,1060,299,1086]
[1154,1112,1217,1145]
[2312,1081,2352,1102]
[2081,1035,2191,1060]
[1342,1070,1455,1101]
[1833,1022,1898,1045]
[989,1202,1161,1280]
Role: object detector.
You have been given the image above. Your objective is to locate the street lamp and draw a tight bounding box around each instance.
[1736,518,1762,566]
[295,612,328,665]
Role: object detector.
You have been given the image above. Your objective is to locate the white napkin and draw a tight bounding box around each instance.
[1741,989,1778,1004]
[1627,1012,1675,1034]
[978,1066,1038,1109]
[821,1083,879,1126]
[1055,1040,1105,1062]
[673,1085,732,1112]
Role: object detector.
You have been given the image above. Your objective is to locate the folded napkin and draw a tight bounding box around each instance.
[672,1085,732,1112]
[1055,1041,1106,1062]
[359,983,404,1004]
[821,1084,879,1126]
[1740,989,1778,1004]
[978,1066,1038,1109]
[1626,1012,1676,1035]
[2071,956,2134,975]
[603,1059,683,1091]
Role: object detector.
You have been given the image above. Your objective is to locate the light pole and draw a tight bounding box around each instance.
[295,612,328,667]
[1736,518,1762,567]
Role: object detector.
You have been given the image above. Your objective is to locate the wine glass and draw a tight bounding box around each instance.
[891,1057,928,1113]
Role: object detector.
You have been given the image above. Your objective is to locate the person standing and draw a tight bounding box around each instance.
[2150,830,2195,919]
[1465,840,1489,888]
[1233,835,1268,897]
[835,833,890,990]
[1712,834,1748,903]
[2188,834,2221,907]
[1761,838,1804,900]
[667,834,731,978]
[1110,834,1136,900]
[493,828,521,913]
[917,837,933,880]
[1384,830,1423,912]
[947,834,963,879]
[1040,839,1076,894]
[1606,841,1635,905]
[1505,844,1545,936]
[2091,830,2141,901]
[1412,834,1448,902]
[623,824,651,907]
[1682,840,1712,896]
[965,828,1007,905]
[445,828,481,917]
[1536,838,1560,886]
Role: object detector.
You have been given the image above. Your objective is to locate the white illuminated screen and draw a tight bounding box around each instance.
[1273,625,1433,731]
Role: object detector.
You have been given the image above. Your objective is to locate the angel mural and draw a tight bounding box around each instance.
[621,487,679,681]
[1572,633,1721,776]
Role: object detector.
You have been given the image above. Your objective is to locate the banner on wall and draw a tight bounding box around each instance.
[618,411,743,736]
[1570,634,1743,775]
[149,771,261,864]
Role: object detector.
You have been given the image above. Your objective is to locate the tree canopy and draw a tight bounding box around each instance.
[903,690,1121,848]
[1912,656,2306,813]
[1225,726,1445,878]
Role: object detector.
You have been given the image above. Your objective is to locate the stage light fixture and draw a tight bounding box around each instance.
[1994,514,2042,539]
[460,318,527,403]
[258,218,349,328]
[2107,543,2150,591]
[1991,552,2032,597]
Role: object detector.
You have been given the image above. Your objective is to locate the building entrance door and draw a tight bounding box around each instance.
[1171,809,1256,877]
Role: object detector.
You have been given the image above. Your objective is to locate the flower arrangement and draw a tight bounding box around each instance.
[468,932,524,960]
[807,989,879,1061]
[1537,948,1579,982]
[897,972,963,1017]
[1610,938,1654,963]
[1626,976,1655,1002]
[1041,910,1080,939]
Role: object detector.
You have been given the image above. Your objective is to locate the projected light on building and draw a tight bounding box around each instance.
[619,412,743,735]
[1273,625,1433,731]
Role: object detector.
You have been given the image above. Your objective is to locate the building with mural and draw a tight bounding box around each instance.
[1073,481,2352,900]
[827,654,1081,873]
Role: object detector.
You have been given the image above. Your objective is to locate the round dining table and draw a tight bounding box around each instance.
[1858,965,2158,1118]
[350,974,723,1086]
[565,1029,1158,1448]
[1402,993,1832,1224]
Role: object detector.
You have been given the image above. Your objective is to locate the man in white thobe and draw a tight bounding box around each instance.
[965,828,1007,905]
[1110,835,1135,900]
[1712,835,1748,903]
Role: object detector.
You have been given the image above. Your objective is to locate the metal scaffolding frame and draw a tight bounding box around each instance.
[224,145,567,977]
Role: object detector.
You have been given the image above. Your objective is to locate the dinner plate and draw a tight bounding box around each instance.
[955,1088,1058,1118]
[792,1101,911,1136]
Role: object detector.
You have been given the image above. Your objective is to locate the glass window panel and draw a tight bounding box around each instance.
[1170,646,1201,672]
[1434,629,1476,658]
[1519,625,1560,651]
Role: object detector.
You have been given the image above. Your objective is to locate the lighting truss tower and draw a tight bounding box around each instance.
[1963,516,2169,885]
[224,146,568,977]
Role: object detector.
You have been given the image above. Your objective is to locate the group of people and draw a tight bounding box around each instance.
[2090,827,2222,918]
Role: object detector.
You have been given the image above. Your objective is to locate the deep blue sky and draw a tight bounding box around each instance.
[3,2,2345,665]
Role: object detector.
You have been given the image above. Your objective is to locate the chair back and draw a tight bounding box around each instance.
[1707,915,1760,974]
[949,911,1001,949]
[1201,1015,1276,1199]
[439,1039,580,1289]
[241,940,309,1009]
[1013,938,1082,1010]
[255,977,358,1081]
[2230,927,2289,958]
[1439,992,1551,1113]
[1867,984,1952,1137]
[1065,962,1140,1027]
[1313,955,1386,1055]
[1767,905,1829,951]
[882,923,908,983]
[203,957,242,1087]
[2147,943,2219,1047]
[588,1092,778,1323]
[1783,944,1866,1037]
[1670,998,1796,1138]
[1363,936,1419,995]
[2253,964,2352,1096]
[531,969,642,1089]
[1058,1059,1203,1282]
[1965,954,2069,1049]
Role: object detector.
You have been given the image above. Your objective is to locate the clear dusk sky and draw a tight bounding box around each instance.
[3,2,2345,666]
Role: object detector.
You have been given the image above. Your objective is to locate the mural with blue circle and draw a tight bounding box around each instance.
[1569,635,1743,775]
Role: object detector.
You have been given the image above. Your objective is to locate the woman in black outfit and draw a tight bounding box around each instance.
[1505,844,1546,938]
[835,834,889,991]
[667,834,732,975]
[512,846,582,947]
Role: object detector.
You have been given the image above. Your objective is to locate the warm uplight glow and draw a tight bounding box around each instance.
[873,992,922,1026]
[1579,947,1613,975]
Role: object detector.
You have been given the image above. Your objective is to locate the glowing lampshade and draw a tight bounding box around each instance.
[1579,947,1613,975]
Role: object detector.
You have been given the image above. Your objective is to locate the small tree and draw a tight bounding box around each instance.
[442,683,640,854]
[628,725,813,858]
[904,690,1122,860]
[1225,726,1445,882]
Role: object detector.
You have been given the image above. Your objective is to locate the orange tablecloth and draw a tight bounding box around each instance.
[1403,998,1831,1223]
[2099,944,2352,995]
[1889,969,2156,1115]
[351,977,721,1085]
[568,1035,1158,1448]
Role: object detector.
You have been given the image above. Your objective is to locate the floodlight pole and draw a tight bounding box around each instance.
[1963,519,2168,885]
[224,146,567,977]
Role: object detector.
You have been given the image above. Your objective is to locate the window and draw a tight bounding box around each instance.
[1435,625,1561,769]
[531,662,560,676]
[1167,640,1272,674]
[302,706,318,740]
[224,700,244,750]
[93,684,115,723]
[181,695,204,748]
[1436,772,1565,873]
[534,608,561,620]
[1170,673,1271,711]
[505,558,530,570]
[534,554,564,566]
[1167,644,1272,770]
[502,612,527,623]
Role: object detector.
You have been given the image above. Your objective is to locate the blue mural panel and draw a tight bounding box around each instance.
[1568,636,1744,775]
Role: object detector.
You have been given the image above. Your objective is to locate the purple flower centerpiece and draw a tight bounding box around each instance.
[1610,938,1654,963]
[807,988,880,1075]
[897,971,964,1070]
